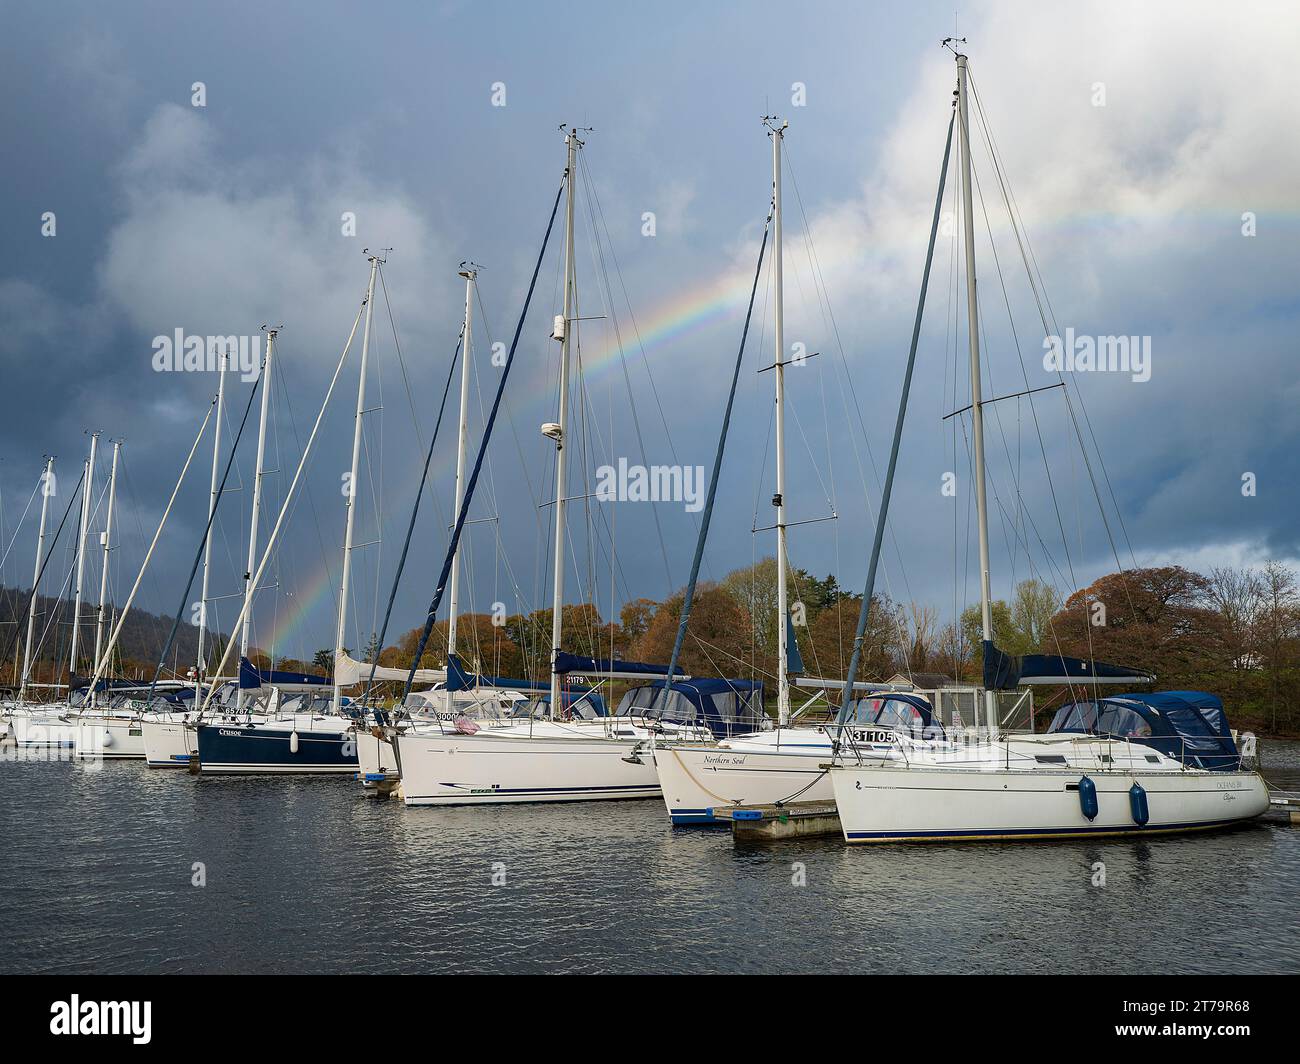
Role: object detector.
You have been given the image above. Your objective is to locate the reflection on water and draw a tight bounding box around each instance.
[1,740,1297,973]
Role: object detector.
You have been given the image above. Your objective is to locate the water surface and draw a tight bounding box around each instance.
[2,740,1297,973]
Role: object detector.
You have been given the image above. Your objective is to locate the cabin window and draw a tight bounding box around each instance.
[1094,704,1152,738]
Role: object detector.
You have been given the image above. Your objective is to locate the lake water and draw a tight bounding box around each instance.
[2,739,1298,974]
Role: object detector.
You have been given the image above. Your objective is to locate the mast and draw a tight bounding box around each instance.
[92,439,121,676]
[86,404,216,697]
[956,52,998,739]
[19,457,55,701]
[769,118,792,727]
[333,252,380,712]
[196,352,228,702]
[447,265,477,661]
[68,432,98,682]
[236,327,276,712]
[548,128,579,720]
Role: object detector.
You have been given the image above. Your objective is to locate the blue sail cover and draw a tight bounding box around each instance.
[70,675,159,694]
[447,652,601,707]
[1047,691,1241,771]
[553,652,677,677]
[238,656,330,691]
[447,652,549,693]
[983,640,1154,690]
[786,616,805,675]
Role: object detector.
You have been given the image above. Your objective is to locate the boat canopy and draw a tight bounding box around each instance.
[615,678,765,738]
[983,640,1155,689]
[513,691,609,718]
[842,692,943,737]
[1046,691,1241,771]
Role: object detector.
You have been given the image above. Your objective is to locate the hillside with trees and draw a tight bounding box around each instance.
[360,558,1298,737]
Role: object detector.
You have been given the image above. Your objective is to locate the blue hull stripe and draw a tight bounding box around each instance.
[430,783,654,796]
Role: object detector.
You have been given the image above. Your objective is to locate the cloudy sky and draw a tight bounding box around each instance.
[2,1,1297,668]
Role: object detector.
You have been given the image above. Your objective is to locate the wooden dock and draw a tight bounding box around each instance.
[1267,794,1300,824]
[717,801,843,841]
[719,793,1300,839]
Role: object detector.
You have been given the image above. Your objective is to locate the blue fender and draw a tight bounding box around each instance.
[1129,781,1149,826]
[1077,775,1099,821]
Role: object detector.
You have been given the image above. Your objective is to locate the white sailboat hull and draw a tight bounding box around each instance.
[396,727,661,806]
[829,760,1270,842]
[654,741,836,823]
[355,725,399,787]
[141,717,197,768]
[74,715,146,760]
[10,708,76,748]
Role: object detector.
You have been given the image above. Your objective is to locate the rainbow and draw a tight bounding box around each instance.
[253,252,762,656]
[257,198,1285,654]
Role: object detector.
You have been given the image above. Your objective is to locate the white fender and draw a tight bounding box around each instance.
[289,730,299,754]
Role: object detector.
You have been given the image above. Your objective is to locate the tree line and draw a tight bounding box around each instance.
[301,557,1298,736]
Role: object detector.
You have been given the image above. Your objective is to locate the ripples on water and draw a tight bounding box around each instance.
[2,740,1298,974]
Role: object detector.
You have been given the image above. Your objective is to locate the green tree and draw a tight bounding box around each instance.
[1010,578,1062,654]
[311,648,339,673]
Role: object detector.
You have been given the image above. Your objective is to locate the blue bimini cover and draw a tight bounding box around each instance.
[615,677,766,738]
[842,692,944,739]
[1047,690,1240,771]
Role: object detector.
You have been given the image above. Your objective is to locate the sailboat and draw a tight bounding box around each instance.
[70,436,161,760]
[650,118,932,823]
[141,326,300,767]
[140,331,246,767]
[64,398,223,760]
[827,47,1268,841]
[5,455,77,750]
[393,128,720,807]
[9,441,107,753]
[350,264,541,792]
[192,255,384,775]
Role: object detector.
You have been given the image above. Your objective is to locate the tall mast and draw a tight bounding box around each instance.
[20,456,55,701]
[447,264,477,660]
[956,52,998,739]
[92,439,121,676]
[236,327,276,712]
[68,431,98,682]
[196,352,228,701]
[548,127,579,719]
[769,117,792,727]
[334,252,380,712]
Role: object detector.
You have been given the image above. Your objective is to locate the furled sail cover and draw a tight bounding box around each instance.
[446,653,550,693]
[238,656,330,691]
[553,652,678,677]
[786,615,805,675]
[333,651,445,687]
[982,640,1155,690]
[70,675,154,694]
